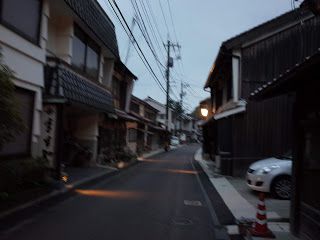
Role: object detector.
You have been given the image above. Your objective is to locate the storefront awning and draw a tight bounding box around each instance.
[116,109,139,122]
[44,61,115,114]
[149,124,166,132]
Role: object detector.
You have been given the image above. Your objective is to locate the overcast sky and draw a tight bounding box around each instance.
[98,0,293,112]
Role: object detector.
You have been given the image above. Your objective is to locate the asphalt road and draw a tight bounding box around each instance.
[1,145,230,240]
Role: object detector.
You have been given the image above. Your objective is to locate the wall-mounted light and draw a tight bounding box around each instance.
[200,108,209,117]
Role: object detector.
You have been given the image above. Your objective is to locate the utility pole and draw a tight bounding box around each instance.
[165,40,171,132]
[180,81,186,111]
[179,81,186,132]
[164,40,180,132]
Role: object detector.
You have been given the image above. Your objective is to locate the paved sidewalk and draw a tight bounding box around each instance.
[194,148,298,240]
[0,165,117,225]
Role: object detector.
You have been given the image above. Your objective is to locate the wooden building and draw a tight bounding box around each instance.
[129,96,166,155]
[251,47,320,240]
[204,9,320,176]
[98,60,138,153]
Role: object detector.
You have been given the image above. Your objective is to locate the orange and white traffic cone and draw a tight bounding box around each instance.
[250,192,275,238]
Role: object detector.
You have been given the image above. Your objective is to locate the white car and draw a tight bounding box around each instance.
[170,136,179,146]
[246,156,292,199]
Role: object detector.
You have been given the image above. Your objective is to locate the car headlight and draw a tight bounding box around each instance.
[257,165,280,174]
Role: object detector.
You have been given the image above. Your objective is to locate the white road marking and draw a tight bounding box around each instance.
[183,200,202,206]
[226,225,240,235]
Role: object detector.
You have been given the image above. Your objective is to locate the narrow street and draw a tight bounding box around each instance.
[1,145,229,240]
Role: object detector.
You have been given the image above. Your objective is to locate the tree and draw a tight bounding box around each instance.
[0,51,24,150]
[190,106,202,120]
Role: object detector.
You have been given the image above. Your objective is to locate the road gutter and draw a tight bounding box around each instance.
[190,158,230,240]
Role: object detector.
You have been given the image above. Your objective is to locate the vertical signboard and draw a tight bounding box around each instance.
[41,104,57,168]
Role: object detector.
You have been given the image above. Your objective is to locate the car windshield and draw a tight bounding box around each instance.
[276,150,292,160]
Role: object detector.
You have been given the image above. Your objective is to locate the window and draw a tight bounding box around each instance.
[131,102,140,114]
[0,0,42,43]
[128,129,137,142]
[159,114,165,119]
[72,34,86,71]
[72,25,100,79]
[0,88,34,157]
[145,110,156,121]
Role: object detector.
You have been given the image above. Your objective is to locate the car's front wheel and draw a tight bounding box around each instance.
[271,175,291,200]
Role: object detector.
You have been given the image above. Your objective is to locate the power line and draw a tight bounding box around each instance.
[145,0,166,49]
[130,0,169,92]
[138,0,166,59]
[131,0,166,70]
[106,0,166,94]
[158,0,171,39]
[166,0,179,43]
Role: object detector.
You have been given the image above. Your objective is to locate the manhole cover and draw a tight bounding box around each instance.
[184,200,202,206]
[171,217,193,226]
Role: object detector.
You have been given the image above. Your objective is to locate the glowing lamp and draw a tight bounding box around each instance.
[200,108,209,117]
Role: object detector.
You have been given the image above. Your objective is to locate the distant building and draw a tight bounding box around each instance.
[144,96,176,132]
[129,96,166,154]
[98,60,138,155]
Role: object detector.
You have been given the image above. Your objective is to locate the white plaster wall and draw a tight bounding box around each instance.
[232,49,241,102]
[125,80,134,112]
[98,54,104,84]
[145,99,174,131]
[0,45,44,87]
[140,104,145,117]
[102,58,114,88]
[47,16,73,63]
[74,113,100,160]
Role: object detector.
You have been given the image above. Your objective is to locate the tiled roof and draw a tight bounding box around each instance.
[223,9,312,49]
[115,109,139,122]
[250,49,320,100]
[64,0,119,57]
[45,64,115,114]
[204,9,313,89]
[131,95,159,113]
[114,60,137,80]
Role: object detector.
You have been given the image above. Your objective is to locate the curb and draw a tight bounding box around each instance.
[194,148,292,239]
[138,145,183,161]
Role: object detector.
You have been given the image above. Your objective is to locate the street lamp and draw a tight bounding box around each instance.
[200,107,209,117]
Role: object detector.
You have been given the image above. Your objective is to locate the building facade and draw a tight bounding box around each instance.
[0,0,48,159]
[98,60,138,154]
[144,96,176,132]
[42,0,118,173]
[203,9,319,177]
[130,96,166,154]
[251,31,320,240]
